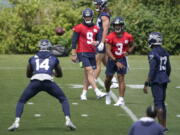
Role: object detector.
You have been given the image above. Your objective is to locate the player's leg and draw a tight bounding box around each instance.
[151,83,167,128]
[94,53,104,79]
[85,66,106,99]
[44,81,76,130]
[114,57,127,106]
[80,70,90,100]
[104,58,116,104]
[8,80,40,131]
[104,75,113,105]
[114,74,125,106]
[102,53,118,89]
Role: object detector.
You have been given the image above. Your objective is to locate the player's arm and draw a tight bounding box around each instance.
[101,16,110,43]
[54,63,63,78]
[26,64,33,78]
[166,56,171,77]
[128,42,136,54]
[71,31,79,62]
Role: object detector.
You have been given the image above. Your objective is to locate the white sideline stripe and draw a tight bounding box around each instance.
[97,77,138,122]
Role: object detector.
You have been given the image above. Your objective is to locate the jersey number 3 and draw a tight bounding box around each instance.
[35,59,49,71]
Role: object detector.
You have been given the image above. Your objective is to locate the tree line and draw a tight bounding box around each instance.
[0,0,179,54]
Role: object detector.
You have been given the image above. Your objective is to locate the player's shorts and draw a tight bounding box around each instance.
[151,83,167,109]
[105,57,127,75]
[77,52,96,69]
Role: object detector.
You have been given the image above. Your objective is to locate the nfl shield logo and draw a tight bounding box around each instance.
[125,40,129,44]
[94,29,97,33]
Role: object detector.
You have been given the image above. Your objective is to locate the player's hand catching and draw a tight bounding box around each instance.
[97,42,104,51]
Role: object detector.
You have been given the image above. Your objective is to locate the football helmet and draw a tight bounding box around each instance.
[93,0,107,11]
[112,16,125,33]
[148,32,163,47]
[146,105,157,118]
[38,39,52,50]
[82,8,94,25]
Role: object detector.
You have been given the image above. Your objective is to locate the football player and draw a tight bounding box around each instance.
[71,8,106,100]
[8,39,76,131]
[93,0,119,89]
[143,32,171,131]
[128,106,164,135]
[104,16,135,105]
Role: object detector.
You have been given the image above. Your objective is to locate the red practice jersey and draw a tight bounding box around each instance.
[72,24,99,53]
[106,32,134,58]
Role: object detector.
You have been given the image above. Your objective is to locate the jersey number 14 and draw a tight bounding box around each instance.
[35,59,50,71]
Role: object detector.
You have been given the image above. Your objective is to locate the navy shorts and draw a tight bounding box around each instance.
[77,53,96,69]
[105,57,127,75]
[151,83,167,109]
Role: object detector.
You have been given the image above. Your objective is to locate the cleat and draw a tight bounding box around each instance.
[80,94,87,100]
[105,94,111,105]
[114,99,125,106]
[96,91,106,99]
[8,122,19,131]
[110,82,119,89]
[65,119,76,130]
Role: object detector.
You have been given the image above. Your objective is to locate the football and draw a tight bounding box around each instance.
[55,27,65,36]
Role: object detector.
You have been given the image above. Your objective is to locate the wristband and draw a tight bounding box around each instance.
[144,81,149,87]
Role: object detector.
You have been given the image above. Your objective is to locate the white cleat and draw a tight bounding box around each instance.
[110,82,119,89]
[80,94,87,100]
[114,99,125,106]
[8,122,19,131]
[105,94,111,105]
[96,91,106,99]
[65,119,76,130]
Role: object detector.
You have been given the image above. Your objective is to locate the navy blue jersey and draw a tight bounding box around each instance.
[96,12,110,34]
[148,46,171,84]
[29,51,59,76]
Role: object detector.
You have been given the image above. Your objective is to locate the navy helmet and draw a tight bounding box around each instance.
[112,16,125,33]
[93,0,107,11]
[38,39,52,50]
[148,32,163,47]
[146,105,157,118]
[82,8,94,25]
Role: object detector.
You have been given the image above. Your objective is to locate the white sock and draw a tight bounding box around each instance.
[94,88,100,94]
[107,91,111,96]
[15,117,20,123]
[82,90,87,95]
[119,96,124,101]
[112,77,117,83]
[65,116,70,121]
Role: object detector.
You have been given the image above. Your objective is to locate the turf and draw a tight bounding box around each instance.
[0,55,179,135]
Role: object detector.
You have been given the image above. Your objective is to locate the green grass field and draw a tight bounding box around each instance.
[0,55,180,135]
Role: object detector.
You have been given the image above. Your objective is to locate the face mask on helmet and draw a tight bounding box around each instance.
[93,0,107,12]
[148,32,163,47]
[112,17,125,33]
[38,39,52,50]
[82,8,94,25]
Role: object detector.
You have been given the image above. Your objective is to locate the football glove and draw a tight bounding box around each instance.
[97,42,104,51]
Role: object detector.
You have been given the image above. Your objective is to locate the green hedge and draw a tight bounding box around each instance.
[0,0,179,54]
